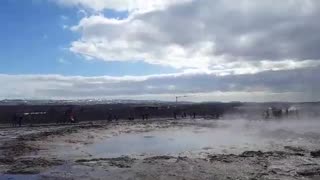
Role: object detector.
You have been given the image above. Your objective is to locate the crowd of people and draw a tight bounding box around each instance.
[263,106,299,119]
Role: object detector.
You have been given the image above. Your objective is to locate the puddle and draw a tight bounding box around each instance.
[34,119,320,159]
[81,119,320,158]
[86,128,257,157]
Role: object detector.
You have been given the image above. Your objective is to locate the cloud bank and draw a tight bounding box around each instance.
[1,66,319,101]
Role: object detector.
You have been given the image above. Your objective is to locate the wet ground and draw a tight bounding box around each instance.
[1,118,320,179]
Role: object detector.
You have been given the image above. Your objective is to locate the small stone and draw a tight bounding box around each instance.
[311,150,320,158]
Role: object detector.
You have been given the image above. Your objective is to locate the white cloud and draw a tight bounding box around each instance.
[57,58,70,64]
[65,0,320,74]
[60,15,69,20]
[62,25,69,29]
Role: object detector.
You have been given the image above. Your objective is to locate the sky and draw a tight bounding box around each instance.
[0,0,319,102]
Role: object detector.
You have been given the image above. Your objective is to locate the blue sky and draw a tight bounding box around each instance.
[0,0,176,76]
[0,0,319,101]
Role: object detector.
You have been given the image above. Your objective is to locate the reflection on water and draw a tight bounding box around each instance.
[84,119,320,158]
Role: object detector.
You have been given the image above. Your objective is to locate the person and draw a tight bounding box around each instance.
[18,115,23,127]
[107,114,113,121]
[265,110,270,119]
[64,108,75,123]
[12,114,17,127]
[70,111,75,123]
[272,108,282,119]
[173,112,177,119]
[182,112,187,118]
[128,115,134,120]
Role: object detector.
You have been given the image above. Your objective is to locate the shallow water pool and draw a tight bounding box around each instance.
[81,119,320,157]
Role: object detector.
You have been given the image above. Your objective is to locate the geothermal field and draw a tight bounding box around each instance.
[1,102,320,180]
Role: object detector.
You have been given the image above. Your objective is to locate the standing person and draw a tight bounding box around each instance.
[265,110,270,119]
[64,108,73,123]
[12,114,17,127]
[69,110,76,123]
[183,112,187,118]
[107,114,113,121]
[18,115,23,127]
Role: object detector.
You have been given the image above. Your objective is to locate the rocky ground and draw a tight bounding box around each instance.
[1,119,320,180]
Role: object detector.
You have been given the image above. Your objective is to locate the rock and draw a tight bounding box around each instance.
[240,151,264,157]
[297,167,320,176]
[76,156,136,168]
[6,158,64,175]
[207,154,237,163]
[311,150,320,158]
[6,168,40,174]
[144,156,175,161]
[107,157,136,168]
[0,158,14,165]
[284,146,305,152]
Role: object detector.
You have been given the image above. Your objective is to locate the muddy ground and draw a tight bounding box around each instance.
[1,119,320,180]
